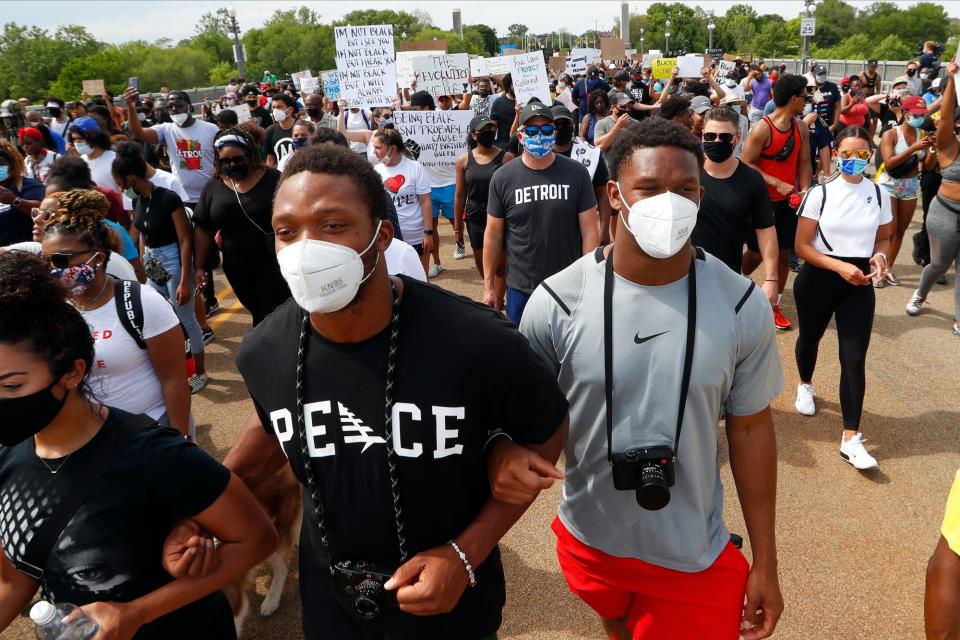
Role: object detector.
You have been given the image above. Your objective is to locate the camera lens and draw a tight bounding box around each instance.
[636,462,671,511]
[353,578,385,619]
[354,595,381,619]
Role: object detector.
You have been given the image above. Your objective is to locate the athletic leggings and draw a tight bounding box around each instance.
[794,258,875,430]
[917,195,960,320]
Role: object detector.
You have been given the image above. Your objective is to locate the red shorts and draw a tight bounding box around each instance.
[553,517,749,639]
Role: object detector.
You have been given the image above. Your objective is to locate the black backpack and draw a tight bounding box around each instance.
[113,280,194,360]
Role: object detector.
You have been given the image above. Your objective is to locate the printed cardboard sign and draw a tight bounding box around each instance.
[82,79,106,95]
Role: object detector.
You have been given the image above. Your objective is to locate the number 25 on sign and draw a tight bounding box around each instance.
[800,18,816,37]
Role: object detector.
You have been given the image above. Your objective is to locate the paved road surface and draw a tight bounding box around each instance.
[7,220,959,639]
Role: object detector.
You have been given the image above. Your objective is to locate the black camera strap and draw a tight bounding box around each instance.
[294,282,409,573]
[604,247,698,462]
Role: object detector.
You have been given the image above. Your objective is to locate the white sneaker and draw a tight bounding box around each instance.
[453,244,466,260]
[188,372,209,394]
[840,433,878,470]
[795,383,816,416]
[427,264,443,278]
[905,290,925,316]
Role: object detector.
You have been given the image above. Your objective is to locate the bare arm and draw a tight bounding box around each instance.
[171,207,193,307]
[756,226,779,304]
[594,115,630,151]
[122,88,159,144]
[578,207,600,254]
[222,412,289,487]
[146,326,191,436]
[742,120,786,191]
[596,185,612,245]
[193,224,213,290]
[453,154,468,241]
[482,215,505,306]
[883,127,927,169]
[937,62,959,163]
[0,551,38,631]
[925,536,960,639]
[797,125,812,193]
[579,114,590,140]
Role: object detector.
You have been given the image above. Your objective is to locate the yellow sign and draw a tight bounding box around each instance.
[652,58,677,80]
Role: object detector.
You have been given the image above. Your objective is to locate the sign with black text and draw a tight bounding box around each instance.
[413,53,470,97]
[334,24,396,107]
[393,110,472,171]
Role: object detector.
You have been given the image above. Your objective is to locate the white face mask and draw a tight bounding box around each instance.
[225,98,236,106]
[815,74,828,84]
[171,112,189,127]
[277,221,382,314]
[616,186,698,259]
[273,107,288,122]
[74,141,93,156]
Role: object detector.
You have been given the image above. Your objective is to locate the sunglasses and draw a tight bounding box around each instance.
[218,155,247,167]
[522,124,556,137]
[838,149,871,160]
[30,207,57,223]
[43,250,97,269]
[702,132,735,143]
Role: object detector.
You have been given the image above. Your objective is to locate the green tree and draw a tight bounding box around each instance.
[508,23,529,38]
[134,46,213,92]
[409,26,486,55]
[243,10,335,78]
[644,2,707,53]
[813,0,857,48]
[188,31,233,65]
[0,23,101,100]
[208,61,236,86]
[720,14,757,54]
[899,3,951,46]
[339,9,426,38]
[49,42,146,99]
[750,21,795,58]
[464,23,497,56]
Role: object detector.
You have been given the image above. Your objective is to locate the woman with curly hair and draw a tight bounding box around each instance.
[191,127,289,326]
[39,189,192,436]
[0,249,276,639]
[0,139,45,246]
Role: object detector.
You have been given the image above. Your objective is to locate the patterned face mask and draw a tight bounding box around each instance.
[521,132,555,159]
[50,254,101,296]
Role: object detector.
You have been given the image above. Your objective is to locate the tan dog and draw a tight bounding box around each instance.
[223,465,302,637]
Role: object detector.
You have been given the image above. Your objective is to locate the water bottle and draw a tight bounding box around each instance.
[30,601,99,640]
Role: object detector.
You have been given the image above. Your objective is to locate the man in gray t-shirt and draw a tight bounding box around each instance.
[484,101,598,325]
[489,119,784,640]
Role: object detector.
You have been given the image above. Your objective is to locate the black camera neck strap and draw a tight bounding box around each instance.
[604,247,698,462]
[295,282,409,572]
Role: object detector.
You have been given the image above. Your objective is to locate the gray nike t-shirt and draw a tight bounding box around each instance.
[520,248,783,572]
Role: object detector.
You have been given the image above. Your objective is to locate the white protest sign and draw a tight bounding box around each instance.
[412,53,469,97]
[571,47,601,64]
[299,76,319,94]
[566,55,588,75]
[470,57,489,78]
[290,70,312,90]
[397,50,435,88]
[334,24,396,107]
[716,60,736,81]
[678,55,705,78]
[320,70,340,99]
[393,110,472,172]
[510,52,550,106]
[228,103,251,124]
[484,56,514,77]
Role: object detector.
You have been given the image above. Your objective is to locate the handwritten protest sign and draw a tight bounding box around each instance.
[652,57,677,80]
[511,52,550,106]
[393,110,472,171]
[565,54,588,75]
[320,71,340,99]
[571,47,601,65]
[227,103,251,123]
[677,55,705,78]
[413,53,469,97]
[299,76,319,94]
[715,60,736,81]
[82,79,106,95]
[484,56,514,77]
[334,24,396,107]
[470,57,488,78]
[397,51,434,88]
[290,70,312,90]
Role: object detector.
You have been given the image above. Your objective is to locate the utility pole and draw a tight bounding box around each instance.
[639,27,644,54]
[801,0,816,75]
[665,19,671,52]
[226,5,245,80]
[708,12,715,50]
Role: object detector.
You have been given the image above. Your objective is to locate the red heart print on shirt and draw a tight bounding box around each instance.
[384,175,406,193]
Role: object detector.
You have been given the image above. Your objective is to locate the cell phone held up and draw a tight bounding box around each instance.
[128,77,139,91]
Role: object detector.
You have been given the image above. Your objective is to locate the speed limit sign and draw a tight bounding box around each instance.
[800,18,816,37]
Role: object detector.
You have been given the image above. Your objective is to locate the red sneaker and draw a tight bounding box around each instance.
[773,305,792,331]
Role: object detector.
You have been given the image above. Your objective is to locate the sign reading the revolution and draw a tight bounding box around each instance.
[510,52,550,106]
[334,24,396,107]
[393,110,472,171]
[413,53,469,97]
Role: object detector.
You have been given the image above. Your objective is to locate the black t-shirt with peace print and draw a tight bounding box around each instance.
[0,409,235,639]
[236,278,568,639]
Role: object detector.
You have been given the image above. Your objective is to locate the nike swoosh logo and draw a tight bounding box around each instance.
[634,331,668,345]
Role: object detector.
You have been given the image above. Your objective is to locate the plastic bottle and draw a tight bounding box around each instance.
[30,601,99,640]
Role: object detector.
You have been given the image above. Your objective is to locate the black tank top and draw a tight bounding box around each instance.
[464,148,506,220]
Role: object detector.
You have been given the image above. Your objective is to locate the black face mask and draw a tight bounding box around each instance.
[477,87,491,98]
[306,107,322,119]
[475,130,496,148]
[906,68,917,77]
[223,162,249,181]
[245,99,259,107]
[48,107,62,118]
[702,140,734,163]
[0,380,67,446]
[555,124,574,146]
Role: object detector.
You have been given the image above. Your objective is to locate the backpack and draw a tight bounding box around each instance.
[797,178,883,253]
[113,279,195,376]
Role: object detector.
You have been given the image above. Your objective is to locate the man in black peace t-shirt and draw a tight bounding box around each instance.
[206,145,567,640]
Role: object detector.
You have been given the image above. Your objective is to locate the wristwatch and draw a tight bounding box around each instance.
[11,197,21,209]
[424,229,434,236]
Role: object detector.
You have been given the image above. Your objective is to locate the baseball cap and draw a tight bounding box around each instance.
[690,95,713,115]
[901,95,928,115]
[891,75,909,88]
[612,92,634,107]
[813,64,827,76]
[550,105,575,122]
[69,115,103,133]
[241,86,260,97]
[587,65,599,79]
[840,75,851,86]
[867,59,878,67]
[469,115,495,132]
[519,101,554,124]
[614,70,631,82]
[410,90,435,109]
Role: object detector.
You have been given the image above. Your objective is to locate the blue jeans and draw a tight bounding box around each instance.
[146,242,204,355]
[506,287,531,326]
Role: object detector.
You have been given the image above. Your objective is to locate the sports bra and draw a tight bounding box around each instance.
[895,125,925,160]
[942,149,960,185]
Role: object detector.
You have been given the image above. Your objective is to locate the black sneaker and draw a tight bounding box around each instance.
[202,327,215,345]
[206,300,220,315]
[789,260,801,273]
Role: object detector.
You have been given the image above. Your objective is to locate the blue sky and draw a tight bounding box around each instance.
[15,1,957,43]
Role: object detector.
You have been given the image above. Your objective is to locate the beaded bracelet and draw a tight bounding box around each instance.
[448,540,477,587]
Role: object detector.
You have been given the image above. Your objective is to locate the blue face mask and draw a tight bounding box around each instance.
[291,137,307,149]
[838,157,870,176]
[521,132,555,159]
[907,115,925,128]
[0,166,8,182]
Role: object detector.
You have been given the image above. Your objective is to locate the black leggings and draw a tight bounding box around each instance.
[223,258,291,326]
[793,259,875,430]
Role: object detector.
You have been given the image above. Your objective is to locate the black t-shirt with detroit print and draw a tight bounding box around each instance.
[236,278,568,639]
[487,153,596,293]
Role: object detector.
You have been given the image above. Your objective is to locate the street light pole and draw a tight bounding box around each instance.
[665,19,671,52]
[640,27,644,54]
[708,13,715,50]
[801,0,815,75]
[226,5,244,81]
